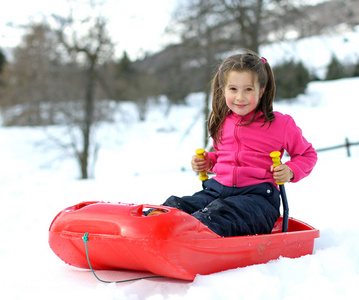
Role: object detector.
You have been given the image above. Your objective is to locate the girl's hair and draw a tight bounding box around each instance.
[208,50,276,145]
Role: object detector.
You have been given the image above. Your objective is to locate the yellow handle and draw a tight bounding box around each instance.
[195,148,209,181]
[270,151,285,185]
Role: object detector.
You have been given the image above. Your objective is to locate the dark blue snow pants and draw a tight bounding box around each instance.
[162,179,281,237]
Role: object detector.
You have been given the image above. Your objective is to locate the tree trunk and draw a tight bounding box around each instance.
[80,63,96,179]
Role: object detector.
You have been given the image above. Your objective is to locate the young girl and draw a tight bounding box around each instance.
[157,51,317,237]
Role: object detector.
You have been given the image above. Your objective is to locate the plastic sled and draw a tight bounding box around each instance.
[49,201,319,281]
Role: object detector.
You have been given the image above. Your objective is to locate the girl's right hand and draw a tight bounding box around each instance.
[191,152,212,173]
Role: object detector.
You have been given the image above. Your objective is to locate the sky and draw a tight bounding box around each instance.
[0,0,178,60]
[0,0,334,61]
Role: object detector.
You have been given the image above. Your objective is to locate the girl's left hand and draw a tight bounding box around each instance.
[270,164,294,183]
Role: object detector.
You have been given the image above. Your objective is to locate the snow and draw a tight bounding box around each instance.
[1,77,358,300]
[261,25,359,79]
[2,41,359,300]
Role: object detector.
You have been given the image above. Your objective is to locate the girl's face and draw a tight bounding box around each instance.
[224,71,265,116]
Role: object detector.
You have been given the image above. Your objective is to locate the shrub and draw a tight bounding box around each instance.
[352,59,359,77]
[273,60,311,100]
[325,55,347,80]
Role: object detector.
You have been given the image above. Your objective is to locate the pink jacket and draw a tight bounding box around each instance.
[207,110,317,188]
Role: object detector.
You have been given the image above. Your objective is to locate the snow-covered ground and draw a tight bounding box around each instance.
[0,74,358,299]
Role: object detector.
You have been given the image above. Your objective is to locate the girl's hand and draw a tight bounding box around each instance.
[191,152,212,173]
[271,164,294,183]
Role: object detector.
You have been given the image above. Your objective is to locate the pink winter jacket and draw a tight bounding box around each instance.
[207,110,317,188]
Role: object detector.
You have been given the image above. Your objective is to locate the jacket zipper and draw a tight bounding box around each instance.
[233,123,242,187]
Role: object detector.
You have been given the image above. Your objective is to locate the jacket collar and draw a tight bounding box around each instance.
[228,109,264,124]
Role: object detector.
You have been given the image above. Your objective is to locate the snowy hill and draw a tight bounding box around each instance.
[0,75,358,299]
[261,26,359,78]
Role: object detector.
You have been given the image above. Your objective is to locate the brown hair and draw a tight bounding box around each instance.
[208,50,276,145]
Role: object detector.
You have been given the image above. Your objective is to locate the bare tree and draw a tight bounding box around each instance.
[0,23,63,125]
[52,12,115,179]
[165,0,321,146]
[167,0,231,147]
[0,15,116,179]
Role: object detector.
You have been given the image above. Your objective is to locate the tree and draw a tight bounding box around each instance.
[353,59,359,77]
[0,49,6,74]
[0,24,63,125]
[219,0,264,53]
[52,11,115,179]
[217,0,315,53]
[0,49,8,107]
[0,14,116,179]
[113,51,161,121]
[166,0,230,147]
[325,55,347,80]
[273,60,311,100]
[164,0,311,146]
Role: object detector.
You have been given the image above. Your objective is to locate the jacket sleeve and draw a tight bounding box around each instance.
[206,143,219,172]
[283,115,317,183]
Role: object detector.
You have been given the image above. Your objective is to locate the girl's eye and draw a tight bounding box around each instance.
[229,87,237,91]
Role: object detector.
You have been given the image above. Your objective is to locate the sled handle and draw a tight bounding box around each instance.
[195,148,209,181]
[270,151,289,232]
[270,151,285,185]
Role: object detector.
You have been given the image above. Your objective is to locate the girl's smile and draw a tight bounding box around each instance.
[224,71,265,116]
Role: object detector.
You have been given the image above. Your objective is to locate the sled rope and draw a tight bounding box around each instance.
[82,233,164,283]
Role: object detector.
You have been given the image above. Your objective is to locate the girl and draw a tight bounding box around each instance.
[157,51,317,237]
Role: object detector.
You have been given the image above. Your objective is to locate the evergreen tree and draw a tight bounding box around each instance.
[273,60,311,100]
[116,51,133,77]
[325,55,346,80]
[352,59,359,77]
[0,49,6,74]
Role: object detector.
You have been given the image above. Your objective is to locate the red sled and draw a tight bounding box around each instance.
[49,201,319,281]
